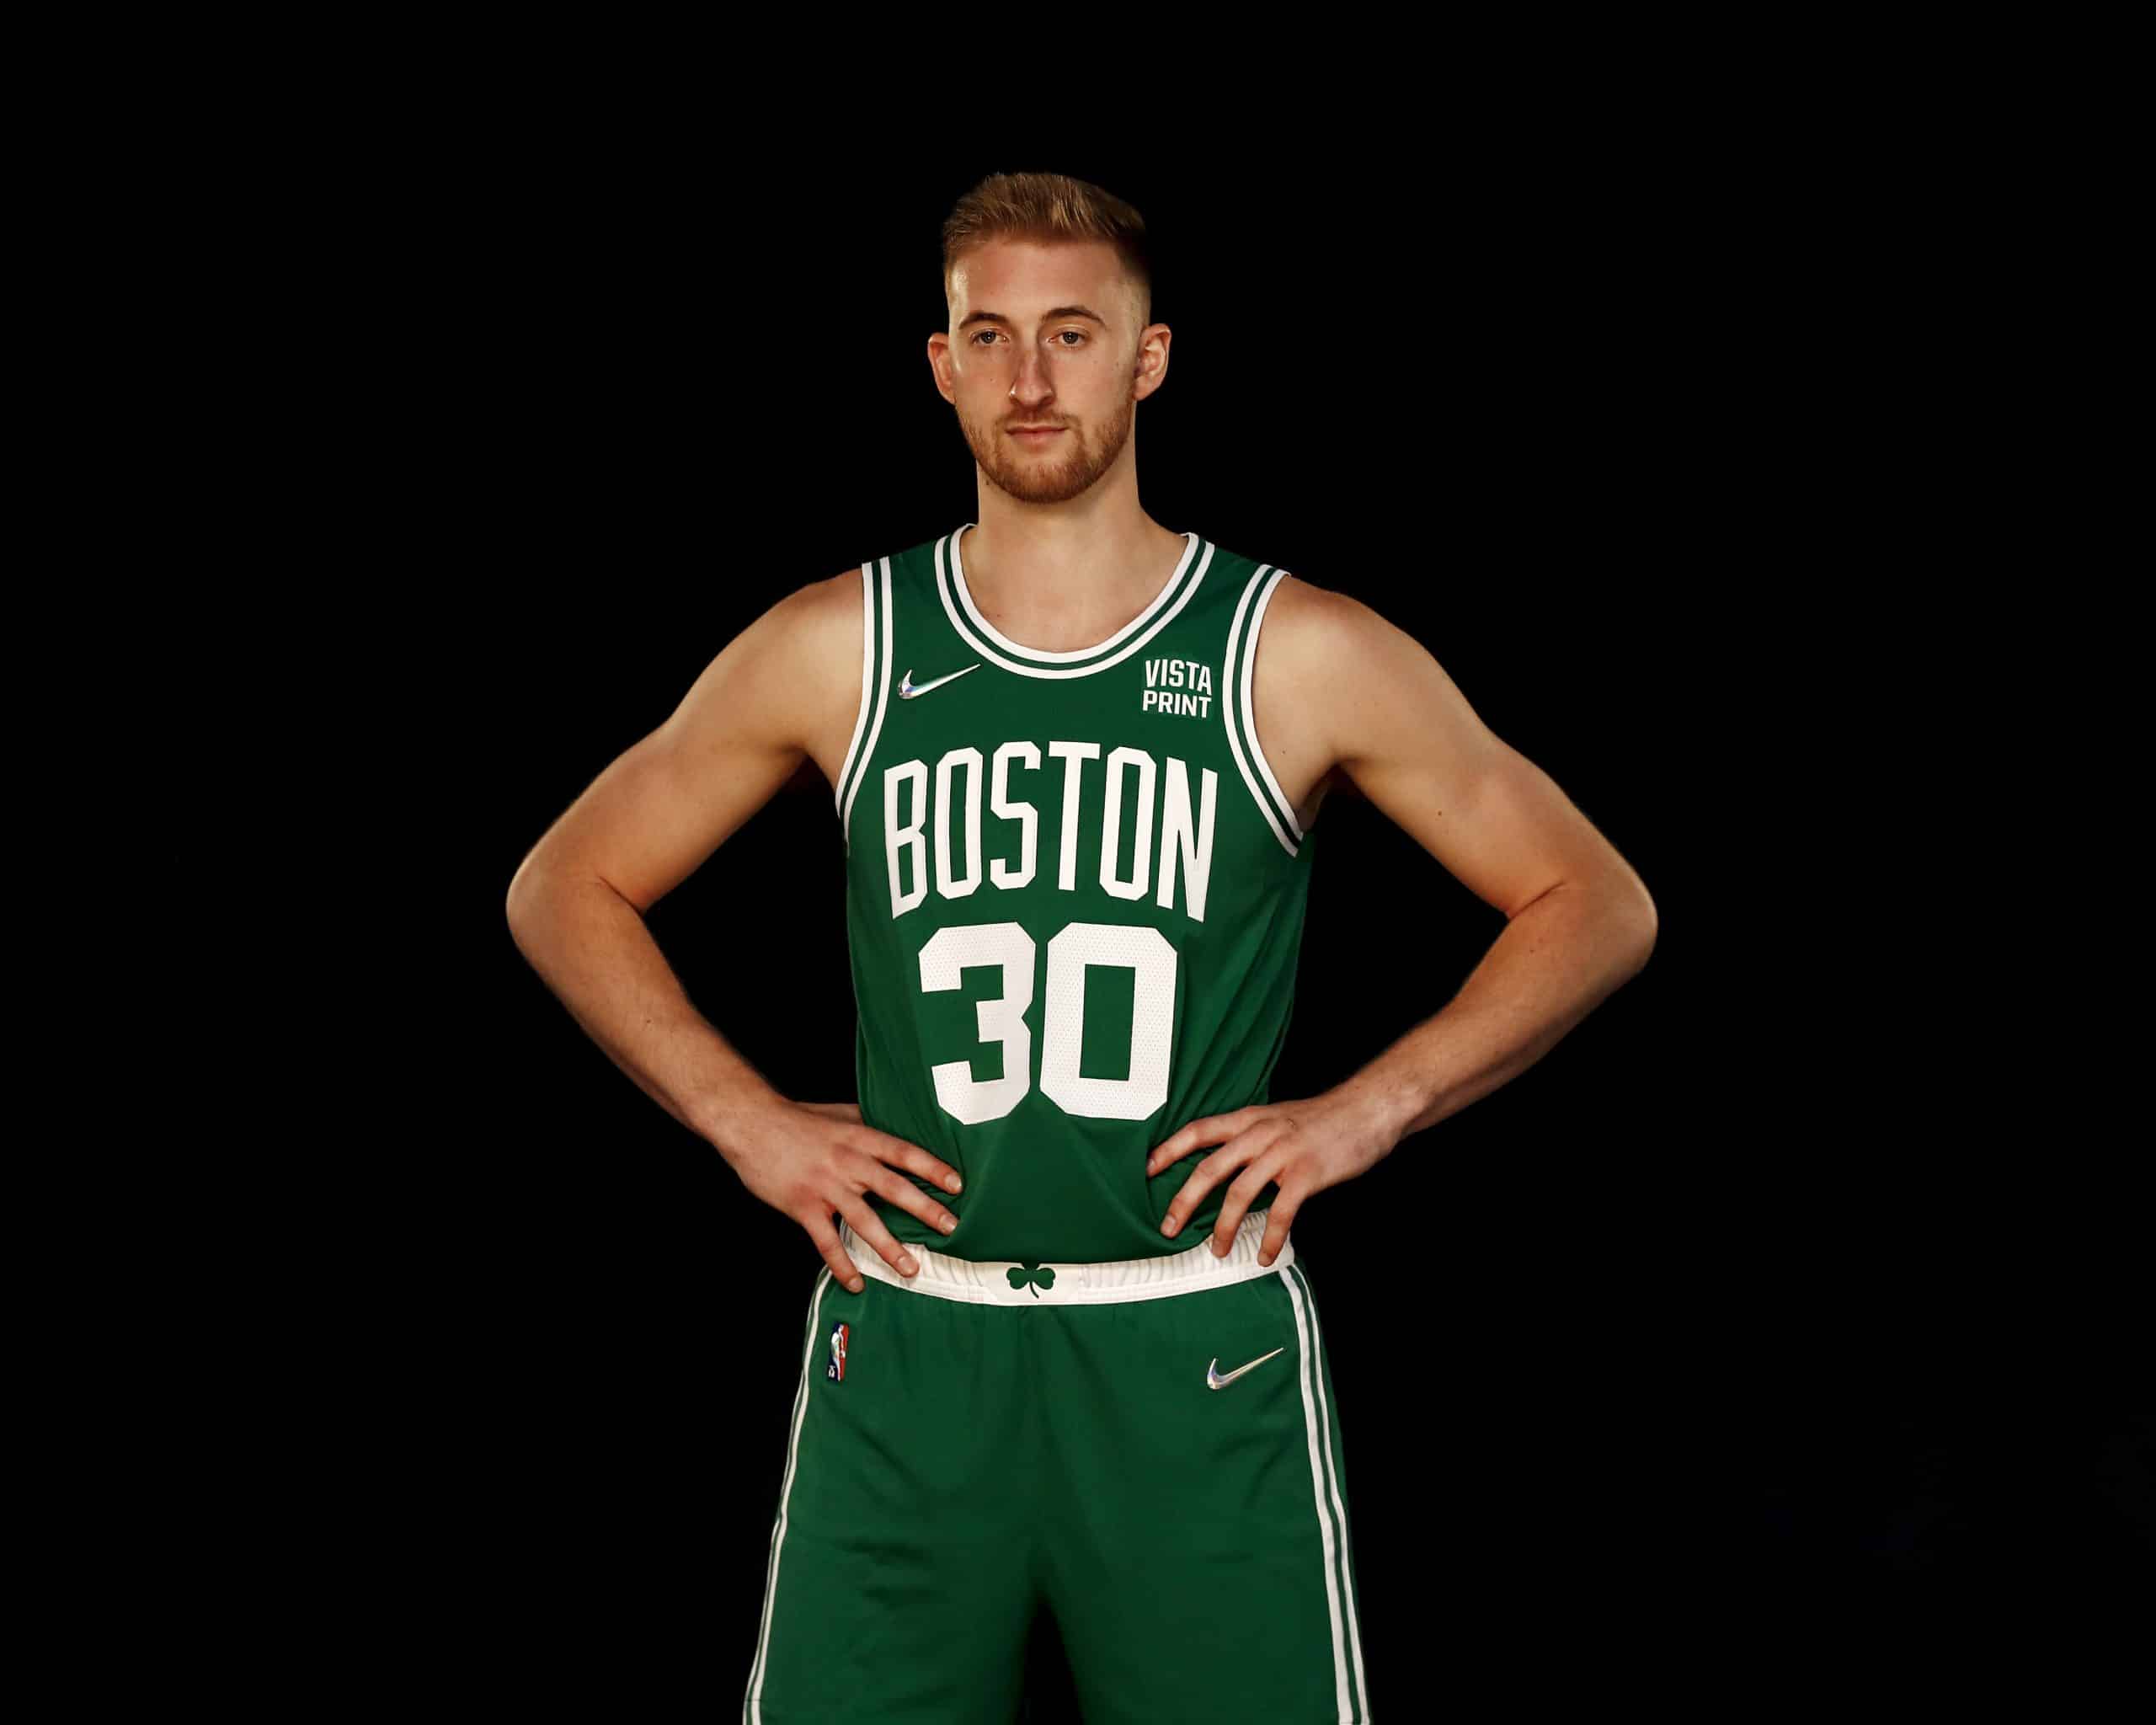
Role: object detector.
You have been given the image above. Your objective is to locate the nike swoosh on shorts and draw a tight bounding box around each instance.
[1207,1346,1286,1390]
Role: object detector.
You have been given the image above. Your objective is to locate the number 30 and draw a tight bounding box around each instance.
[916,921,1177,1124]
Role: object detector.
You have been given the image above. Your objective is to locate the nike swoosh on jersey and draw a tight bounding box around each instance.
[898,664,981,699]
[1206,1346,1286,1390]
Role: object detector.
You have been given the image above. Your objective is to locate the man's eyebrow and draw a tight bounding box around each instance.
[957,305,1110,331]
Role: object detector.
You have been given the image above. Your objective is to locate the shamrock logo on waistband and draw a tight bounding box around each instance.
[1006,1261,1058,1297]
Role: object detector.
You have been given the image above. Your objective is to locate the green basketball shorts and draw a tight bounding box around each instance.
[740,1206,1373,1724]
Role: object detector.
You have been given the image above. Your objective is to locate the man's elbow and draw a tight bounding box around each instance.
[1581,871,1657,973]
[504,854,565,935]
[1622,889,1658,972]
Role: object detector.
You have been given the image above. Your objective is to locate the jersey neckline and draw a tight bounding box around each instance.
[949,523,1201,664]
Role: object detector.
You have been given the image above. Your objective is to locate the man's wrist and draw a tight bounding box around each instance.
[692,1076,784,1163]
[1334,1066,1422,1157]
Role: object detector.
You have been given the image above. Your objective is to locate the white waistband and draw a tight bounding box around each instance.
[837,1208,1293,1306]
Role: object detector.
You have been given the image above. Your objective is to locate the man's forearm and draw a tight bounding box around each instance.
[504,872,783,1159]
[1340,878,1657,1148]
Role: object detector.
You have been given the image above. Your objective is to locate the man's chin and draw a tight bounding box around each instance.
[997,471,1096,505]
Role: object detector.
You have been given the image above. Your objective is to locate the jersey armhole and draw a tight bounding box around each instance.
[1225,565,1306,857]
[835,558,894,853]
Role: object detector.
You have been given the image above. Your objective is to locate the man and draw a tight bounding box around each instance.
[505,170,1656,1724]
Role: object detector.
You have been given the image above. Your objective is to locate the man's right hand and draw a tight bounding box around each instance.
[718,1098,963,1293]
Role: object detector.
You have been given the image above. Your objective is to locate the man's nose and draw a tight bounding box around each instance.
[1008,341,1054,404]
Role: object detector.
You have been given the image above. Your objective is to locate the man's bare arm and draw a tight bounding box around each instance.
[1270,577,1658,1145]
[504,572,962,1291]
[504,574,847,1130]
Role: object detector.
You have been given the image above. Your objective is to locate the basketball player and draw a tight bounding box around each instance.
[505,172,1657,1723]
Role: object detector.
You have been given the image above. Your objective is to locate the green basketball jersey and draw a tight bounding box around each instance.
[833,522,1320,1264]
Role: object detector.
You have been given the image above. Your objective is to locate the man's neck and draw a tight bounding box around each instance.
[960,514,1186,648]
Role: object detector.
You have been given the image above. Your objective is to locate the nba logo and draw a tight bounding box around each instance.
[825,1322,848,1382]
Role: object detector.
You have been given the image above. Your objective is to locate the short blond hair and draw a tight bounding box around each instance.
[942,171,1152,328]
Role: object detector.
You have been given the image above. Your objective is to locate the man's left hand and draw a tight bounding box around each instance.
[1145,1084,1401,1267]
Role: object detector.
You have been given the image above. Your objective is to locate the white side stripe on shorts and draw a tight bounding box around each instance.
[743,1267,831,1725]
[1281,1263,1368,1722]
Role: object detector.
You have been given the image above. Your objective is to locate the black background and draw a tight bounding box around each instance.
[353,127,2153,1719]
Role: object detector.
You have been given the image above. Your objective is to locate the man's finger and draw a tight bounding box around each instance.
[1147,1116,1209,1173]
[1161,1139,1256,1237]
[1258,1185,1302,1268]
[802,1212,867,1295]
[862,1127,964,1196]
[1212,1147,1290,1258]
[1146,1136,1198,1176]
[868,1166,960,1238]
[838,1197,921,1279]
[1149,1107,1267,1175]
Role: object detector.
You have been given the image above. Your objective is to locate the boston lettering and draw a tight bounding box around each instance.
[883,740,1218,923]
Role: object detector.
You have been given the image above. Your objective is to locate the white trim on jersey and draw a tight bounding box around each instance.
[1241,569,1306,841]
[1224,565,1305,857]
[937,526,1215,679]
[836,558,895,853]
[834,563,877,830]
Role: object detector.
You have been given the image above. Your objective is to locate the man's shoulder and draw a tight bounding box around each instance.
[723,567,875,790]
[1252,569,1389,685]
[1249,570,1448,785]
[786,536,945,639]
[769,565,871,656]
[712,569,869,737]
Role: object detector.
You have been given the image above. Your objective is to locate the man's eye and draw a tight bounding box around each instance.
[969,330,1086,347]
